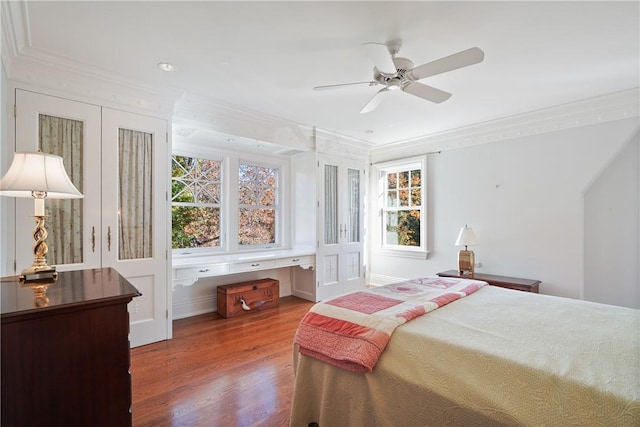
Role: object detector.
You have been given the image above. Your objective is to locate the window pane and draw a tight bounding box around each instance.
[399,189,409,207]
[386,190,397,207]
[387,172,397,190]
[172,155,222,250]
[239,163,276,207]
[172,206,220,249]
[172,156,221,204]
[411,188,421,206]
[239,163,277,245]
[410,169,421,186]
[398,171,409,188]
[239,208,275,245]
[385,210,421,247]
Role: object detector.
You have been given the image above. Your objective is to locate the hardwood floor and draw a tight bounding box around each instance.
[131,296,315,427]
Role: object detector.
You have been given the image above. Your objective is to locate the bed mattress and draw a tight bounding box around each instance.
[291,285,640,426]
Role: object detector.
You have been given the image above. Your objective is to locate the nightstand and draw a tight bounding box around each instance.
[437,270,541,293]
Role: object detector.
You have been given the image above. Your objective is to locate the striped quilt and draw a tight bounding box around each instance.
[294,277,486,373]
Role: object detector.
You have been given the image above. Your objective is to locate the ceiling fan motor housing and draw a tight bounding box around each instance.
[392,57,414,75]
[374,57,415,87]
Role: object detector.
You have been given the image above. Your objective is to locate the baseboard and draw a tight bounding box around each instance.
[172,294,216,320]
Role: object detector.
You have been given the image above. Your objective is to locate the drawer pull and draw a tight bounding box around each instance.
[292,258,300,262]
[251,263,260,267]
[199,269,210,273]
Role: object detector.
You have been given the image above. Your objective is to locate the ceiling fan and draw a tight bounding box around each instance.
[313,39,484,114]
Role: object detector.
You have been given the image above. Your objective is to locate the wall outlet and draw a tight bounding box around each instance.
[474,262,482,268]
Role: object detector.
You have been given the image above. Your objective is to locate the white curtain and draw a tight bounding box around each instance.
[348,168,360,243]
[39,114,84,266]
[324,164,338,244]
[119,129,153,260]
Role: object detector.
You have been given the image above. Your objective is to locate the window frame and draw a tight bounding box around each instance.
[373,156,428,259]
[237,158,280,249]
[171,151,225,255]
[171,145,289,257]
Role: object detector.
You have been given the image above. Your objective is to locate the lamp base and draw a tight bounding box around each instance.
[20,266,57,284]
[20,214,57,284]
[457,249,475,276]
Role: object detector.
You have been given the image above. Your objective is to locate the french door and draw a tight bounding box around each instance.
[316,154,365,301]
[14,89,170,347]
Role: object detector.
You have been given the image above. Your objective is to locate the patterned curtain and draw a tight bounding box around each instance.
[324,164,338,244]
[119,129,153,260]
[348,168,360,243]
[39,115,84,266]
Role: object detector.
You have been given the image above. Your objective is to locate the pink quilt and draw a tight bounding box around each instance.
[294,277,486,373]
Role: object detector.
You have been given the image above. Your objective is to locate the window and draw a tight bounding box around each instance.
[375,156,427,257]
[171,150,286,254]
[238,163,277,246]
[171,155,222,249]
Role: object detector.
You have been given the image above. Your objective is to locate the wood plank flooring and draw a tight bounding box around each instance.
[131,296,315,427]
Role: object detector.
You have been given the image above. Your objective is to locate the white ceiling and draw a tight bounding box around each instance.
[8,1,640,146]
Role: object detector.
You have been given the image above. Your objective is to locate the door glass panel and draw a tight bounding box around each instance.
[324,164,338,244]
[348,168,360,243]
[39,114,84,265]
[118,128,153,260]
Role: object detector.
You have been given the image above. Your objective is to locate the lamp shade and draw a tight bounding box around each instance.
[0,152,83,199]
[455,225,477,246]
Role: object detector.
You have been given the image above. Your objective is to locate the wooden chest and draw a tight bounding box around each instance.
[217,278,279,318]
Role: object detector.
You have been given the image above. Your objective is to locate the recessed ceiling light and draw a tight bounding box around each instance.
[365,130,374,134]
[157,62,175,72]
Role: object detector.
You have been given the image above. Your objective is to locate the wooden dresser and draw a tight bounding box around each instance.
[1,268,140,427]
[437,270,541,293]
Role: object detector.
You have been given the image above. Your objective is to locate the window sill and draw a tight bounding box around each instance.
[374,248,430,260]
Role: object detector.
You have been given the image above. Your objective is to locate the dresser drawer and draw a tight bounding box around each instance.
[276,255,314,268]
[231,259,276,273]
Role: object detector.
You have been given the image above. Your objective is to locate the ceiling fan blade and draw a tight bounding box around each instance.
[362,42,397,74]
[313,81,377,91]
[407,47,484,81]
[360,88,393,114]
[402,82,451,104]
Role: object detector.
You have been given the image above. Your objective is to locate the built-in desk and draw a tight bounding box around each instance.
[172,247,315,290]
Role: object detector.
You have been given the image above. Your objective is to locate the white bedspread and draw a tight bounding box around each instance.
[291,285,640,426]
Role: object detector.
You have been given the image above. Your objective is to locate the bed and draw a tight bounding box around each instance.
[290,277,640,426]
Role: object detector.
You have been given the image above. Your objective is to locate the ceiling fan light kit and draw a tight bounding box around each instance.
[314,39,484,114]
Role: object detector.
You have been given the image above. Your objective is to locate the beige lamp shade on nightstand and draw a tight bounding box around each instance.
[0,152,83,283]
[455,225,477,276]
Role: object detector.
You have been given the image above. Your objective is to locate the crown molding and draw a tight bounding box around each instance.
[1,0,29,74]
[314,127,373,160]
[174,93,317,153]
[371,88,640,162]
[174,93,375,158]
[6,46,182,118]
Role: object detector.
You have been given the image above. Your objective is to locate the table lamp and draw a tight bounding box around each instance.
[0,152,83,283]
[455,224,477,276]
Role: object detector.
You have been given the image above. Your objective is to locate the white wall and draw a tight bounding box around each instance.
[369,118,639,301]
[584,133,639,308]
[0,64,14,277]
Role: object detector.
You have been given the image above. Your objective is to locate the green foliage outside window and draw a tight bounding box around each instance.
[385,168,421,247]
[171,155,221,249]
